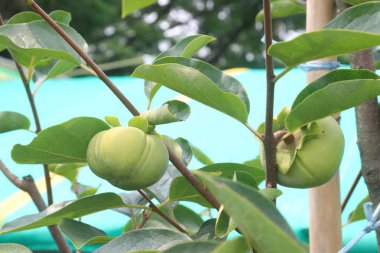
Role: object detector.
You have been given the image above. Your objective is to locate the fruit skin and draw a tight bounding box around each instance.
[260,116,344,188]
[87,126,169,190]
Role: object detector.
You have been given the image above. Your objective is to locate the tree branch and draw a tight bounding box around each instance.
[0,15,53,206]
[25,0,221,210]
[262,0,277,191]
[0,160,72,253]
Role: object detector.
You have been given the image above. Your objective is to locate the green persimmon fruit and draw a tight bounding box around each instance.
[261,116,344,188]
[87,126,169,190]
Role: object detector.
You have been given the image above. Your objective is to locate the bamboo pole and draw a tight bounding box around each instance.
[307,1,343,253]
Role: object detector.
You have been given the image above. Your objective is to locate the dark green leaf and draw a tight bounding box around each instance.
[49,10,72,25]
[256,1,305,22]
[48,163,86,183]
[215,207,235,238]
[169,176,211,207]
[59,218,113,249]
[173,205,203,234]
[191,145,214,165]
[6,11,41,24]
[0,111,30,133]
[192,219,220,241]
[198,174,306,253]
[344,0,380,5]
[161,241,219,253]
[133,57,249,123]
[269,29,380,68]
[291,69,379,109]
[0,243,32,253]
[122,0,157,18]
[0,193,143,235]
[141,100,191,125]
[347,195,369,224]
[286,79,380,131]
[94,228,191,253]
[12,117,110,164]
[213,237,251,253]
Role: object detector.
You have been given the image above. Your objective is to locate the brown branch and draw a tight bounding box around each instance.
[25,0,221,210]
[138,210,153,229]
[350,48,380,249]
[0,160,72,253]
[0,15,53,206]
[341,170,362,212]
[137,190,188,234]
[262,0,277,191]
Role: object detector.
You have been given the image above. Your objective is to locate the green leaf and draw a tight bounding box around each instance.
[104,116,121,127]
[12,117,110,164]
[213,237,251,253]
[145,35,216,104]
[269,29,380,68]
[0,243,32,253]
[128,116,150,133]
[169,163,265,207]
[191,145,214,165]
[141,100,191,125]
[256,1,305,22]
[59,218,113,249]
[94,228,191,253]
[0,111,30,133]
[162,136,192,166]
[133,57,250,123]
[114,192,147,217]
[161,241,219,253]
[259,188,283,201]
[326,2,380,33]
[243,156,263,171]
[121,0,157,18]
[155,35,216,61]
[347,195,369,224]
[286,79,380,131]
[344,0,380,5]
[48,10,72,25]
[0,193,143,235]
[0,20,87,67]
[6,10,71,25]
[192,219,220,241]
[291,69,379,110]
[215,207,235,238]
[48,163,87,183]
[173,205,203,234]
[74,183,99,198]
[197,174,306,253]
[34,59,77,84]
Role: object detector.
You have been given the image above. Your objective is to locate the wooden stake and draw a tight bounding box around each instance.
[307,1,343,253]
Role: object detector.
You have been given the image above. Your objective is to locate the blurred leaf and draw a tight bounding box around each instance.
[162,137,192,166]
[141,100,191,125]
[161,241,219,253]
[121,0,157,18]
[0,111,30,133]
[191,145,214,165]
[169,163,264,207]
[114,191,147,217]
[347,195,369,224]
[48,163,87,183]
[259,188,283,201]
[128,116,149,133]
[104,116,121,127]
[291,69,379,110]
[7,10,71,25]
[256,1,305,22]
[344,0,380,5]
[191,219,220,241]
[133,57,249,123]
[94,228,191,253]
[269,30,380,68]
[0,193,141,235]
[198,174,306,253]
[49,10,72,25]
[12,117,110,164]
[257,107,290,134]
[286,79,380,131]
[173,205,203,234]
[213,237,251,253]
[0,243,32,253]
[146,34,215,104]
[243,156,263,171]
[74,183,99,198]
[215,207,235,238]
[58,218,113,249]
[0,20,87,68]
[155,35,215,60]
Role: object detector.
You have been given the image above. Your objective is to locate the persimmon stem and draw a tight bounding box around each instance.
[25,0,221,211]
[0,15,53,206]
[244,123,264,142]
[137,190,188,234]
[262,0,278,191]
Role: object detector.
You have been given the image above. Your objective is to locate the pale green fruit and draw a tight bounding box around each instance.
[260,116,344,188]
[87,126,169,190]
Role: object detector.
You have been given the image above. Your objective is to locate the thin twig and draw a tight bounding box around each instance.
[0,160,72,253]
[138,210,153,229]
[341,170,362,212]
[137,190,188,234]
[262,0,277,190]
[25,0,221,211]
[244,123,264,142]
